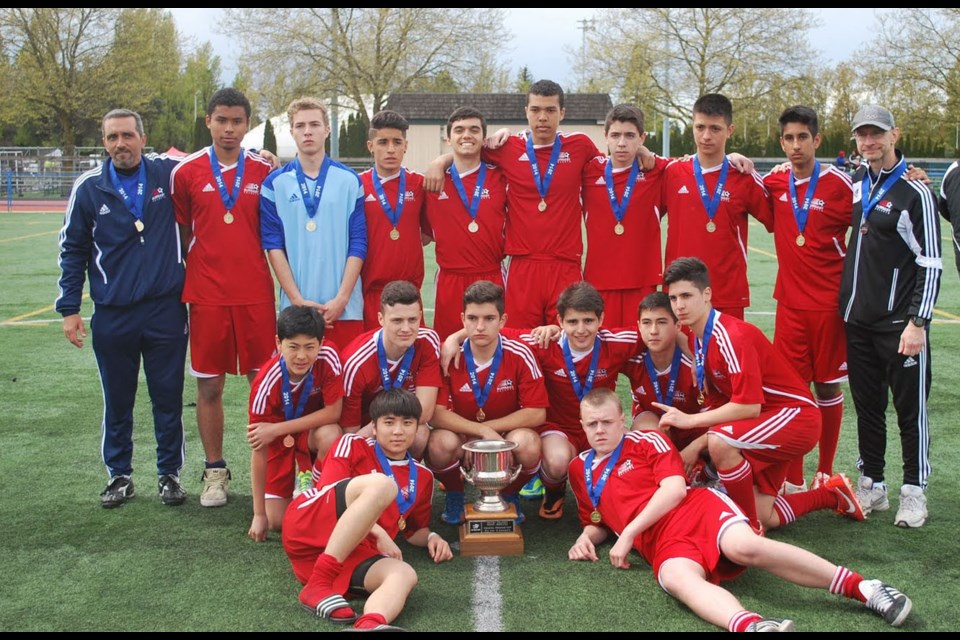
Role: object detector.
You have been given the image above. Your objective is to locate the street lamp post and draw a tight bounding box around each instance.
[193,89,202,123]
[577,18,595,89]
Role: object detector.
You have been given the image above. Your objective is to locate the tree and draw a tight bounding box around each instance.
[263,117,277,155]
[224,8,511,129]
[514,66,534,93]
[192,115,211,151]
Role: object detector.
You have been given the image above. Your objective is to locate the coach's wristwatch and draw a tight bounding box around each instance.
[909,315,927,327]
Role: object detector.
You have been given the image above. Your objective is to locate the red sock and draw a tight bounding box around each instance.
[718,459,757,529]
[430,460,465,493]
[728,611,763,632]
[299,553,354,620]
[784,455,806,487]
[503,463,540,495]
[354,613,388,630]
[774,487,837,526]
[816,395,844,476]
[830,567,866,602]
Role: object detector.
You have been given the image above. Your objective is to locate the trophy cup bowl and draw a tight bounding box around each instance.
[461,439,521,512]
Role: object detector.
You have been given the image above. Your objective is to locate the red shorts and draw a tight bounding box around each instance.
[774,305,847,384]
[188,302,276,376]
[538,422,589,454]
[324,320,364,351]
[715,306,744,320]
[504,257,581,328]
[599,286,658,329]
[708,405,820,496]
[362,288,426,331]
[265,431,313,500]
[649,488,748,586]
[666,426,709,452]
[282,479,382,591]
[432,266,504,341]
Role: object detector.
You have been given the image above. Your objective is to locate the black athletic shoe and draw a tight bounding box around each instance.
[100,476,135,508]
[158,474,187,506]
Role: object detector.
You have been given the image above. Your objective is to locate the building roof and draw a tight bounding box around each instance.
[384,93,613,124]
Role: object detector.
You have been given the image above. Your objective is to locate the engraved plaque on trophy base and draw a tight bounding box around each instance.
[459,504,524,557]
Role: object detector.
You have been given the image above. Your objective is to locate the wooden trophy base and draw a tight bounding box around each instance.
[459,504,524,557]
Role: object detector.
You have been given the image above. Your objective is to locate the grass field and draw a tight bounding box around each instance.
[2,211,959,632]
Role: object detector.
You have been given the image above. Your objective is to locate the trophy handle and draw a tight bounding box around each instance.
[509,463,522,483]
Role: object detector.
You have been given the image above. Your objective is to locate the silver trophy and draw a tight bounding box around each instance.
[461,440,521,512]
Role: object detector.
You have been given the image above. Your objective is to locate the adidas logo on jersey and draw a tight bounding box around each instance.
[595,176,607,185]
[98,204,110,216]
[202,183,216,192]
[518,152,530,162]
[289,193,300,203]
[438,190,449,200]
[552,368,568,378]
[459,382,472,393]
[779,193,788,202]
[635,384,647,396]
[678,185,689,194]
[720,425,734,434]
[839,362,848,371]
[365,194,377,202]
[903,356,918,368]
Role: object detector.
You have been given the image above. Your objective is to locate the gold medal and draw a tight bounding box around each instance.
[283,435,295,448]
[468,220,479,233]
[397,515,406,531]
[476,408,486,422]
[614,223,625,236]
[538,199,547,212]
[134,220,144,233]
[306,220,317,232]
[223,211,234,224]
[389,227,400,240]
[697,390,705,406]
[706,220,716,233]
[796,234,805,247]
[590,510,602,524]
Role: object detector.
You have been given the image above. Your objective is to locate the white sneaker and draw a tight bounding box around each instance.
[200,467,231,507]
[855,476,889,514]
[861,579,912,627]
[746,618,796,632]
[779,480,807,495]
[810,471,830,490]
[894,484,927,528]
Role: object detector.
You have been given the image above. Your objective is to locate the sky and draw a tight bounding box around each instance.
[170,8,892,88]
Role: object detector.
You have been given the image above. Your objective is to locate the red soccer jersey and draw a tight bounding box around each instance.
[764,165,853,311]
[582,155,668,290]
[662,158,773,309]
[423,163,507,272]
[359,168,428,290]
[691,312,817,411]
[505,327,640,430]
[318,433,434,541]
[622,350,699,418]
[483,131,599,261]
[171,147,275,305]
[339,328,442,428]
[248,344,343,423]
[442,335,549,419]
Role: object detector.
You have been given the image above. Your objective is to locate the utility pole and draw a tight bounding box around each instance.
[576,18,596,89]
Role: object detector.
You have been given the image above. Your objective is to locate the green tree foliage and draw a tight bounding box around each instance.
[224,8,511,129]
[263,117,277,155]
[514,66,534,93]
[192,116,211,151]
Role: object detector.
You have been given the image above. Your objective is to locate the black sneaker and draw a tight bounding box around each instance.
[158,474,186,506]
[100,476,135,508]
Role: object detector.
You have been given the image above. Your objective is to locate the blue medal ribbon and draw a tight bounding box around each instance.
[644,347,683,409]
[463,336,503,414]
[604,159,640,225]
[374,442,417,518]
[860,161,907,223]
[562,336,602,402]
[525,133,562,204]
[692,156,729,225]
[108,161,146,225]
[450,162,487,225]
[294,155,331,220]
[694,309,717,398]
[208,146,246,212]
[377,331,416,390]
[372,169,406,228]
[789,160,820,236]
[584,435,626,511]
[279,357,314,422]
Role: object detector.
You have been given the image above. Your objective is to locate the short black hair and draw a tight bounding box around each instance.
[207,87,251,119]
[778,105,819,138]
[604,104,645,135]
[638,291,676,322]
[528,79,564,109]
[663,257,711,291]
[370,388,422,423]
[277,305,325,341]
[446,106,487,139]
[692,93,733,126]
[463,280,504,315]
[380,280,421,310]
[557,281,604,319]
[369,110,409,138]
